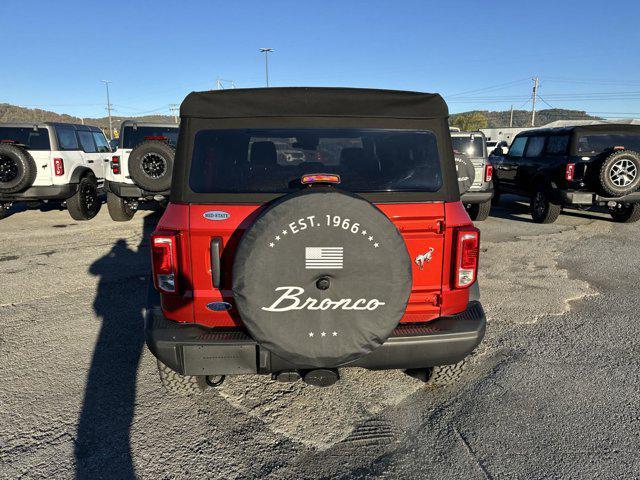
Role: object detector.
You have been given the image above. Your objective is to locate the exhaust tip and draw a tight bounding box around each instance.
[303,368,339,387]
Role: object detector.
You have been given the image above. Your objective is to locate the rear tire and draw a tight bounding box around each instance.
[106,191,137,222]
[467,199,492,221]
[530,189,562,224]
[0,144,37,194]
[157,360,209,396]
[66,175,101,221]
[609,203,640,223]
[406,360,467,386]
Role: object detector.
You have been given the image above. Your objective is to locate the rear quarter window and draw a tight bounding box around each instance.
[188,128,443,194]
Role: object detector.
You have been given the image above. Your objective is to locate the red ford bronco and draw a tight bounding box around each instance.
[145,88,486,393]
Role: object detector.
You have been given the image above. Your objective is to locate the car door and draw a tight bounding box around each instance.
[77,130,103,180]
[91,130,112,179]
[519,135,546,194]
[497,135,527,192]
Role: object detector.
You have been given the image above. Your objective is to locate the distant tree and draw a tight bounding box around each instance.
[450,111,488,131]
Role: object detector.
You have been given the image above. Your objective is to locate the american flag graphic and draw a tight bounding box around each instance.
[305,247,344,269]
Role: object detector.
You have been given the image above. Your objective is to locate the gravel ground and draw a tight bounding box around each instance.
[0,197,638,479]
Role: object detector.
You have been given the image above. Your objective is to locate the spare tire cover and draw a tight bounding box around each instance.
[455,155,476,194]
[232,188,412,367]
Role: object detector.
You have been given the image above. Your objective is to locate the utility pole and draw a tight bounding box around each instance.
[169,104,179,124]
[531,76,539,127]
[509,104,514,127]
[101,80,113,140]
[259,48,274,87]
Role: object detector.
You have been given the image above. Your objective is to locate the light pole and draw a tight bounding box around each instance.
[259,48,274,87]
[101,80,113,140]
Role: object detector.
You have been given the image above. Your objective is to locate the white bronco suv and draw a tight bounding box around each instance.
[0,122,110,220]
[105,121,178,221]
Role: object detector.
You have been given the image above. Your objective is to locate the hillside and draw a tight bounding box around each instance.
[450,108,601,128]
[1,103,601,130]
[0,104,174,131]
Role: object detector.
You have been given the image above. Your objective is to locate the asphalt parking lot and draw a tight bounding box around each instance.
[1,198,638,479]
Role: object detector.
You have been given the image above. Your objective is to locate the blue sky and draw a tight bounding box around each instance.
[2,0,640,119]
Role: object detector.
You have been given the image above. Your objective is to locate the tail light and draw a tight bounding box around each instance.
[484,164,493,182]
[565,163,575,181]
[53,158,64,176]
[151,231,179,294]
[454,226,480,289]
[111,155,120,175]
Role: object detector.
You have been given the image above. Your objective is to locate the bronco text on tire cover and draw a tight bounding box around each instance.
[232,188,412,368]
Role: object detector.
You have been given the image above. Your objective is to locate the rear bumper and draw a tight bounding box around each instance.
[461,188,493,204]
[557,189,640,205]
[0,184,77,202]
[144,301,486,376]
[105,180,168,199]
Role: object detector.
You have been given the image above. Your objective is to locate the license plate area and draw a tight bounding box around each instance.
[183,344,257,375]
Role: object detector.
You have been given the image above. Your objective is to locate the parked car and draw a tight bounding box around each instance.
[145,87,486,394]
[492,125,640,223]
[105,121,178,221]
[0,122,109,220]
[451,131,494,221]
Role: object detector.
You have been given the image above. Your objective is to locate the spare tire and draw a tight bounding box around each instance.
[232,188,412,367]
[127,140,175,192]
[599,150,640,196]
[455,156,475,194]
[0,144,37,194]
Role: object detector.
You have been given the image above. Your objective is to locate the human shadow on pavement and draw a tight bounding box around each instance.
[74,212,159,479]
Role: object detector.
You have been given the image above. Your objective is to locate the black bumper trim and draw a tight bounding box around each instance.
[105,180,168,199]
[557,190,640,205]
[461,189,493,204]
[145,301,486,375]
[0,184,77,202]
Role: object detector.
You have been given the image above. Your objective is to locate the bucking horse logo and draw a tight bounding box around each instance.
[414,248,434,270]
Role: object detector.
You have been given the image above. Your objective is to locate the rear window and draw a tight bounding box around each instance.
[121,126,178,149]
[0,127,50,150]
[189,128,443,194]
[451,135,484,157]
[576,133,640,155]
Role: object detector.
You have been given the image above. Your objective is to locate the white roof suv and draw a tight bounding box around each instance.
[105,121,178,221]
[0,122,110,220]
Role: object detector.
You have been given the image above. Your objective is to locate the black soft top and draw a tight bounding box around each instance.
[180,87,449,119]
[518,123,640,137]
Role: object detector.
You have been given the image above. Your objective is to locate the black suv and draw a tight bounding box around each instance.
[492,124,640,223]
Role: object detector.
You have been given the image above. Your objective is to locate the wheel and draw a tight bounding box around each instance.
[406,360,467,386]
[609,203,640,223]
[467,199,492,221]
[157,360,209,396]
[66,175,101,221]
[127,140,175,192]
[106,191,137,222]
[530,189,562,224]
[599,150,640,196]
[0,144,37,194]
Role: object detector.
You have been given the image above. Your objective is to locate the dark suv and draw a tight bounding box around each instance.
[492,125,640,223]
[145,87,486,394]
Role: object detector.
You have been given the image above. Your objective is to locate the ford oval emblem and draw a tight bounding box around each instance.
[203,210,231,221]
[206,302,232,311]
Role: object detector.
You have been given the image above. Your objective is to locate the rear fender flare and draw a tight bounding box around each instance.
[69,166,95,184]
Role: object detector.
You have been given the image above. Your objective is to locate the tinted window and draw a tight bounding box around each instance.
[525,136,545,157]
[576,134,640,155]
[451,135,484,157]
[189,128,443,194]
[508,136,527,157]
[92,131,111,153]
[546,135,569,155]
[122,126,179,149]
[78,131,97,153]
[56,127,79,150]
[0,127,50,150]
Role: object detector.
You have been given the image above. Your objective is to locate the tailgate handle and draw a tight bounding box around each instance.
[210,238,222,288]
